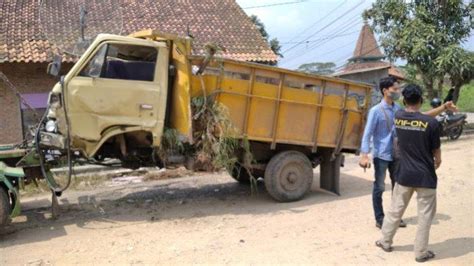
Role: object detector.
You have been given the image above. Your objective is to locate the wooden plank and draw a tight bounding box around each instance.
[242,68,256,135]
[331,84,350,159]
[355,86,373,152]
[311,81,326,153]
[270,73,285,150]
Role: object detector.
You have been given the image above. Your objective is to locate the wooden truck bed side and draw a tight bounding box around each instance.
[188,57,371,153]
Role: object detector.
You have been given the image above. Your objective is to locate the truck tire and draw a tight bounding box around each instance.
[264,151,313,202]
[0,188,11,227]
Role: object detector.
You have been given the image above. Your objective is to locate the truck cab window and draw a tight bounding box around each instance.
[79,43,157,82]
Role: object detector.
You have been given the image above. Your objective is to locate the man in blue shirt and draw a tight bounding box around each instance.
[359,77,456,229]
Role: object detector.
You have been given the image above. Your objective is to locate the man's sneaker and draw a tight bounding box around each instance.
[399,219,407,228]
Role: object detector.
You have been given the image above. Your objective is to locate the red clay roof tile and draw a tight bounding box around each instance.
[0,0,277,63]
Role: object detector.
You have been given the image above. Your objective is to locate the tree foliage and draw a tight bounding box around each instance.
[250,15,269,40]
[364,0,473,100]
[250,15,283,60]
[269,38,283,57]
[435,45,474,103]
[297,62,336,75]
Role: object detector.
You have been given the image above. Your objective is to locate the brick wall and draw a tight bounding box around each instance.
[0,63,71,144]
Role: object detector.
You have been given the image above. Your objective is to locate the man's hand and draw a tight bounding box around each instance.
[359,154,371,172]
[444,101,458,113]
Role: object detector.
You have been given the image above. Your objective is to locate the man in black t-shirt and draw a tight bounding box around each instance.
[375,84,441,263]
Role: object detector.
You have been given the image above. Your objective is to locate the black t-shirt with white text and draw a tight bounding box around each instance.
[395,110,441,189]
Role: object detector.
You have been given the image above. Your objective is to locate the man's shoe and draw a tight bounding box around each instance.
[415,250,435,263]
[399,219,407,228]
[375,241,393,252]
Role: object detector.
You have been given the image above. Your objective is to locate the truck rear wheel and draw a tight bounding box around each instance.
[264,151,313,202]
[0,187,11,227]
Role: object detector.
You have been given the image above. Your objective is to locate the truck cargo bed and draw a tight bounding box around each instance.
[188,57,371,153]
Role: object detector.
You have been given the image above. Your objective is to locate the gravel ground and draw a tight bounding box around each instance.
[0,135,473,265]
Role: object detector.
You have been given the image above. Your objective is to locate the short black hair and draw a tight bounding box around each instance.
[402,84,423,105]
[379,76,397,94]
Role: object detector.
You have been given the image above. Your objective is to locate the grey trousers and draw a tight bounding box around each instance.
[379,183,437,258]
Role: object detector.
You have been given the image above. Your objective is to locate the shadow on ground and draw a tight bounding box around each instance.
[394,237,473,261]
[402,213,451,225]
[0,171,372,247]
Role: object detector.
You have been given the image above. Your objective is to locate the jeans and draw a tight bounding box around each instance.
[373,157,399,224]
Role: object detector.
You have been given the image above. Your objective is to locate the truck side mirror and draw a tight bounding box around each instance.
[47,55,62,77]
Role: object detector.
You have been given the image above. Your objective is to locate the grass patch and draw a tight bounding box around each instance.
[457,83,474,112]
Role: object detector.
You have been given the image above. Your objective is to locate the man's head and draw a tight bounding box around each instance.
[379,76,400,101]
[402,84,424,109]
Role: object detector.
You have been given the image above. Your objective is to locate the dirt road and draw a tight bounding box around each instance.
[1,135,473,265]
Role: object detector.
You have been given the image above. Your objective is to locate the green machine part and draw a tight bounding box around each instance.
[0,161,23,218]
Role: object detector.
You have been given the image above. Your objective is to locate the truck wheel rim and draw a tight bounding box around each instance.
[279,163,303,191]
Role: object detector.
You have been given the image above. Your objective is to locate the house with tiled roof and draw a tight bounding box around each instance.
[333,22,404,104]
[0,0,277,144]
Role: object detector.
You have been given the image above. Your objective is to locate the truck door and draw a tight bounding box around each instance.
[64,41,168,144]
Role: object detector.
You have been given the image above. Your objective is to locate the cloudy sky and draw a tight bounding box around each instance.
[236,0,474,70]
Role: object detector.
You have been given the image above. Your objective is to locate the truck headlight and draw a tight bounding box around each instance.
[45,120,57,133]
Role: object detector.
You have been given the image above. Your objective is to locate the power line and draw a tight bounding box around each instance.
[242,0,309,9]
[320,40,357,56]
[284,15,359,66]
[284,0,348,42]
[282,0,365,54]
[280,15,363,66]
[303,15,362,51]
[279,30,359,44]
[284,7,365,58]
[281,25,360,66]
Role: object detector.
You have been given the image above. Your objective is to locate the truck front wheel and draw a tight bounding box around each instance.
[0,187,11,227]
[264,151,313,202]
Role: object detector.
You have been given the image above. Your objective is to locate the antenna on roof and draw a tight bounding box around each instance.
[39,0,123,57]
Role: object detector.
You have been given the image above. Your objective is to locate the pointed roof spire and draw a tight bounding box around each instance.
[351,22,384,61]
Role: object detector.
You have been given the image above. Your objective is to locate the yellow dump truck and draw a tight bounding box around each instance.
[29,30,371,203]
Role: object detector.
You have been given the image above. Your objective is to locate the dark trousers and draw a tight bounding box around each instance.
[372,157,399,224]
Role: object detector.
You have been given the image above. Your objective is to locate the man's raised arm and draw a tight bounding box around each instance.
[423,101,458,117]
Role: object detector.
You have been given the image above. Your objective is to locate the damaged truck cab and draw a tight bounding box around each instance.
[42,34,170,167]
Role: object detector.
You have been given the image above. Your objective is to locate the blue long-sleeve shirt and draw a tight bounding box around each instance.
[360,100,401,161]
